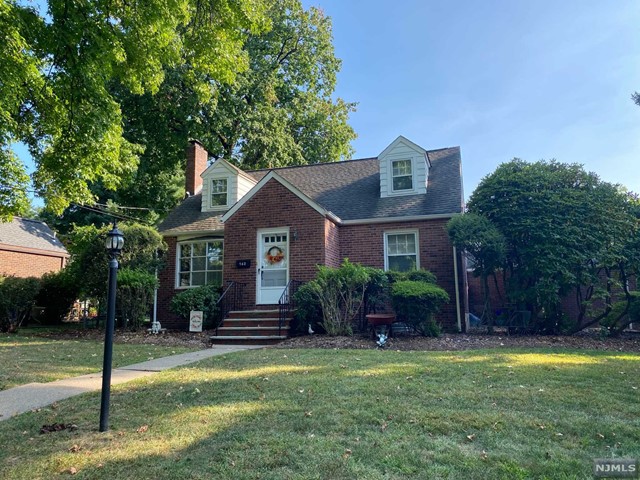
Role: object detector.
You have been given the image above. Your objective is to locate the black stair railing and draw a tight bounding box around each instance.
[214,281,245,336]
[278,279,303,336]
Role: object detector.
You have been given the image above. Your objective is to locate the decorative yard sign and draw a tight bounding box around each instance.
[189,310,203,332]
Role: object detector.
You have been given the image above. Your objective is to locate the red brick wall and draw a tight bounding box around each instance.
[224,179,329,309]
[156,236,183,329]
[0,249,66,278]
[340,219,462,331]
[185,141,207,196]
[324,219,341,268]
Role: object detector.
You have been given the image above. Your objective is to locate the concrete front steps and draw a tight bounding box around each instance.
[210,309,291,345]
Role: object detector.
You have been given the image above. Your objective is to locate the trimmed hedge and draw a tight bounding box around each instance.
[390,280,449,337]
[169,285,220,329]
[117,268,158,330]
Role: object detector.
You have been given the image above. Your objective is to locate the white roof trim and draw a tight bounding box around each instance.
[161,228,225,237]
[378,135,428,159]
[221,171,341,223]
[341,213,455,226]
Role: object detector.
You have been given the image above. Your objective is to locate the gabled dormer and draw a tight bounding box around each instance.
[200,158,257,212]
[378,136,430,198]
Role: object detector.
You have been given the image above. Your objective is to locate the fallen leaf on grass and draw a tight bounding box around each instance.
[480,450,488,460]
[466,434,476,442]
[68,444,82,453]
[137,425,149,433]
[597,433,605,439]
[381,422,388,432]
[305,411,313,417]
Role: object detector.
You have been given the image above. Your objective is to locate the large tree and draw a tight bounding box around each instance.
[110,0,356,219]
[0,0,269,218]
[467,159,637,332]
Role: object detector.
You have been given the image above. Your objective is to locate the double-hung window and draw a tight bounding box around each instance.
[178,240,224,287]
[210,178,228,207]
[385,231,419,272]
[391,159,413,191]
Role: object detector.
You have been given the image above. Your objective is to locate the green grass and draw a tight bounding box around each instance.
[0,331,196,390]
[0,347,638,479]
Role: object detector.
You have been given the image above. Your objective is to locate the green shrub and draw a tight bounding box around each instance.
[36,269,80,325]
[0,276,42,333]
[307,259,371,336]
[386,269,437,285]
[364,267,390,313]
[292,282,324,335]
[170,284,220,329]
[117,268,158,330]
[390,280,449,337]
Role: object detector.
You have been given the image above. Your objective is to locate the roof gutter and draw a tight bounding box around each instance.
[159,229,224,238]
[340,213,456,226]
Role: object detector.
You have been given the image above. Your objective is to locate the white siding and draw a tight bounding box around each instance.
[378,137,429,198]
[200,159,257,212]
[237,175,255,198]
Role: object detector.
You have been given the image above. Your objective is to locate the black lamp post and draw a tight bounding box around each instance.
[99,222,124,432]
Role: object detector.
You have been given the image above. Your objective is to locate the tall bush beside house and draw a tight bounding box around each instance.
[390,280,450,337]
[0,276,42,333]
[65,223,166,304]
[117,268,158,330]
[36,269,80,325]
[307,259,371,336]
[170,285,220,329]
[292,282,324,335]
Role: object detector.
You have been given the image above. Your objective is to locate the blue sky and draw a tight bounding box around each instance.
[304,0,640,198]
[18,0,640,207]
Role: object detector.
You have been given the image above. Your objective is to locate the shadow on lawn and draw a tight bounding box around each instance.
[2,348,640,479]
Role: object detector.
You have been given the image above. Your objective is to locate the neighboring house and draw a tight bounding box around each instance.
[0,217,69,278]
[157,136,468,338]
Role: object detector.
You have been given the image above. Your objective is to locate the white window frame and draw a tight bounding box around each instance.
[384,230,420,272]
[210,177,229,208]
[391,158,414,193]
[175,239,224,289]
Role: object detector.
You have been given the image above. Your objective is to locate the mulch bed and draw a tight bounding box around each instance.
[32,327,640,352]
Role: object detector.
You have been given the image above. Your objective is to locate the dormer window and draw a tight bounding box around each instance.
[210,178,228,207]
[378,136,429,198]
[392,159,413,191]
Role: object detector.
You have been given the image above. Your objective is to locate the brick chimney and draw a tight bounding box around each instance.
[185,140,208,196]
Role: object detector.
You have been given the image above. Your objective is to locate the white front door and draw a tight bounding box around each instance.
[257,228,289,304]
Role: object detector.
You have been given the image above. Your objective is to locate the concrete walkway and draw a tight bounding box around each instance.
[0,345,267,421]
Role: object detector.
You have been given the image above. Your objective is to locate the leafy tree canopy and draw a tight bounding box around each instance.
[109,0,357,221]
[467,159,637,321]
[0,0,270,218]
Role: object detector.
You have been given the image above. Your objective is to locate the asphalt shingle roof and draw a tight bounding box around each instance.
[0,218,68,255]
[158,146,463,233]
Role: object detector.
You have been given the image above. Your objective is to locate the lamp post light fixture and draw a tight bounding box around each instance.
[99,222,124,432]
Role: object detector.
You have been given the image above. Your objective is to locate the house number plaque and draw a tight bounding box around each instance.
[236,259,251,269]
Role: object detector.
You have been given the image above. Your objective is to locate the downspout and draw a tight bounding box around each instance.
[453,246,462,332]
[152,249,159,333]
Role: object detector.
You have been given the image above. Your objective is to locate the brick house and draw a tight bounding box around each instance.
[0,217,69,278]
[157,136,468,339]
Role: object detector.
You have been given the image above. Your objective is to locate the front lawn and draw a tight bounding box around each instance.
[0,330,196,390]
[0,347,638,479]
